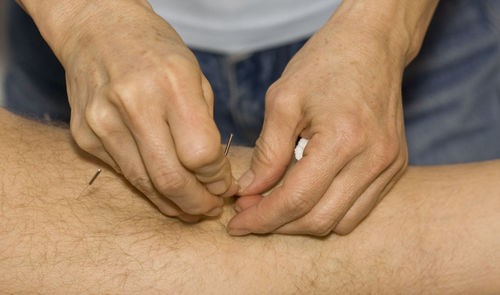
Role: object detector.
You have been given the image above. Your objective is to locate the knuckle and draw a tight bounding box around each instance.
[159,55,200,88]
[106,55,201,118]
[308,217,333,236]
[154,169,189,195]
[75,137,99,153]
[264,82,282,101]
[164,53,197,73]
[371,137,401,172]
[107,79,156,121]
[85,101,117,137]
[128,173,155,194]
[182,141,221,171]
[285,192,314,217]
[107,82,146,126]
[334,119,366,154]
[339,116,363,134]
[71,128,100,153]
[108,80,136,106]
[265,85,300,117]
[254,136,280,168]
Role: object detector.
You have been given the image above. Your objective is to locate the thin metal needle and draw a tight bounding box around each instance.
[77,168,102,199]
[224,133,234,156]
[88,169,102,185]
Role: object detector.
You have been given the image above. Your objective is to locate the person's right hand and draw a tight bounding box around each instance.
[58,1,236,221]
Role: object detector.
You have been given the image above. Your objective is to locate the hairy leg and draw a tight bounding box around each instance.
[0,108,499,294]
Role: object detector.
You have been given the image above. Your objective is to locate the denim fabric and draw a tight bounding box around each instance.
[192,42,306,145]
[4,0,69,122]
[4,0,500,164]
[403,0,500,164]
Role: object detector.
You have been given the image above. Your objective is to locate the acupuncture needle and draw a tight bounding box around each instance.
[76,168,102,199]
[224,133,234,156]
[76,136,230,200]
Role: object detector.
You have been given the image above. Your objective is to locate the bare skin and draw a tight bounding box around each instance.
[16,0,237,220]
[15,0,439,235]
[0,108,499,294]
[231,0,440,236]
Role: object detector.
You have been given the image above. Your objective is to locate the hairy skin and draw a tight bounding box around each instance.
[16,0,236,220]
[0,108,499,294]
[16,0,441,235]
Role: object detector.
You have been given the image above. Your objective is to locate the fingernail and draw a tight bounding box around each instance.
[232,202,242,213]
[238,170,255,193]
[228,228,250,236]
[206,207,222,217]
[221,181,240,198]
[206,180,228,195]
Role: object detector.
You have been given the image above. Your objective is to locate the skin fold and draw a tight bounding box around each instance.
[0,108,499,294]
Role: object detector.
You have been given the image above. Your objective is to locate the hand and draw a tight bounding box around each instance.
[60,2,237,221]
[228,18,409,236]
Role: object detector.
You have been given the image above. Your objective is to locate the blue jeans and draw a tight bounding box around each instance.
[4,0,500,165]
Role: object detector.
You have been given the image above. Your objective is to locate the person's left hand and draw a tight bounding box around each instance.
[227,19,410,236]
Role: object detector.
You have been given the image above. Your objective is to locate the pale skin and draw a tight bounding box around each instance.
[0,108,499,294]
[17,0,439,235]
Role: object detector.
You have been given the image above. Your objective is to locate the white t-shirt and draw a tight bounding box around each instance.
[148,0,341,54]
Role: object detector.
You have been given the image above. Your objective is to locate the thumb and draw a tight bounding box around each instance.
[238,107,299,195]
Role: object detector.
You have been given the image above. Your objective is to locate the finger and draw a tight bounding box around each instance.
[333,158,407,235]
[104,78,224,215]
[165,72,233,195]
[273,152,400,236]
[85,98,187,217]
[69,110,120,172]
[237,91,302,195]
[201,75,215,117]
[67,71,120,172]
[227,134,359,235]
[233,195,263,213]
[221,177,240,198]
[178,213,203,223]
[126,112,224,216]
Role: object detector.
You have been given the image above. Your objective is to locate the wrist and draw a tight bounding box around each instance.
[16,0,154,64]
[327,0,439,66]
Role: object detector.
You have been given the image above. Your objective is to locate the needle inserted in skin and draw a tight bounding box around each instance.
[224,133,234,156]
[77,168,102,199]
[88,169,102,185]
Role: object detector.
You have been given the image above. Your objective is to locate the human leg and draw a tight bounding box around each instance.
[0,108,498,294]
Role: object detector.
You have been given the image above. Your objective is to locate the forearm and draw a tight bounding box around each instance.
[0,108,499,293]
[14,0,178,64]
[326,0,439,65]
